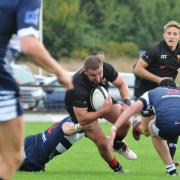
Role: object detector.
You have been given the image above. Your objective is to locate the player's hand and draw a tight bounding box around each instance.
[122,104,130,111]
[158,77,173,84]
[57,70,73,90]
[62,122,77,135]
[101,96,112,114]
[80,123,94,131]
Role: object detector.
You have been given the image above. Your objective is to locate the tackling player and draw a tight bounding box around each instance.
[19,116,85,172]
[109,79,180,176]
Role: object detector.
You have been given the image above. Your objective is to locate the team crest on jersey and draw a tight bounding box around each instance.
[25,9,40,25]
[176,55,180,61]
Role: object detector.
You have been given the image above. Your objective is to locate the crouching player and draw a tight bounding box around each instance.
[19,116,85,172]
[109,79,180,176]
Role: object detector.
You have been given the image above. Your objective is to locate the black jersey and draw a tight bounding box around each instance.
[65,62,118,123]
[137,40,180,96]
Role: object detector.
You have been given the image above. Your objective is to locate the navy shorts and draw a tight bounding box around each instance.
[156,119,180,141]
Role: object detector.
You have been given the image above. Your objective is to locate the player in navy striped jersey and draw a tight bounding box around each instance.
[109,79,180,176]
[19,116,85,172]
[0,0,72,179]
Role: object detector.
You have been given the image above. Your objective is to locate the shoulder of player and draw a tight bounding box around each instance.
[73,71,87,86]
[103,62,116,72]
[146,42,161,55]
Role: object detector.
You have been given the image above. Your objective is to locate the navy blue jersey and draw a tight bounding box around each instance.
[139,87,180,139]
[19,116,84,171]
[0,0,40,89]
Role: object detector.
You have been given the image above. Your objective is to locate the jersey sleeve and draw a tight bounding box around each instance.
[16,0,41,38]
[72,87,89,108]
[141,46,158,65]
[103,62,118,82]
[139,92,154,117]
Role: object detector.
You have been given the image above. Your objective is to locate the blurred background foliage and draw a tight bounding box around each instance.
[43,0,180,59]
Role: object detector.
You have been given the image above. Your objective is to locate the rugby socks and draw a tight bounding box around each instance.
[113,136,123,150]
[166,164,176,175]
[167,137,178,159]
[109,156,122,172]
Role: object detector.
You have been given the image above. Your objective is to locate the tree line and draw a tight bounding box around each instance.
[43,0,180,59]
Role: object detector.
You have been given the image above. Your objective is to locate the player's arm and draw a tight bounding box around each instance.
[134,57,167,84]
[73,97,112,126]
[109,100,143,148]
[111,75,131,102]
[62,122,94,135]
[20,36,72,89]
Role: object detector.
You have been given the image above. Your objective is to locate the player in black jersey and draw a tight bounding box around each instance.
[132,20,180,165]
[65,55,137,173]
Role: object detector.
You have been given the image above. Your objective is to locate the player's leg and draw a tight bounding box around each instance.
[149,120,178,176]
[0,116,24,179]
[103,104,137,160]
[167,137,179,166]
[141,115,155,136]
[150,136,177,175]
[132,115,155,140]
[132,115,142,140]
[85,121,127,173]
[103,103,130,138]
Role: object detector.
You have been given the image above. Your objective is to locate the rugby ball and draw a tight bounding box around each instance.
[90,86,109,111]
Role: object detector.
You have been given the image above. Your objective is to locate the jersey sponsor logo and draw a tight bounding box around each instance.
[42,132,47,142]
[25,9,40,25]
[83,101,87,105]
[160,55,167,59]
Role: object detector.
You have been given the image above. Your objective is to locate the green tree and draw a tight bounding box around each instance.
[43,0,88,58]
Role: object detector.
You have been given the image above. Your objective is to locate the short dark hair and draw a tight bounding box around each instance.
[84,55,103,70]
[159,79,176,88]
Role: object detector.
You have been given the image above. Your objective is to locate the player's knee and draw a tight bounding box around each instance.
[144,132,150,137]
[142,129,150,137]
[142,123,150,136]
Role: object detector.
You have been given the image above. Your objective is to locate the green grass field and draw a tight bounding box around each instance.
[14,121,179,180]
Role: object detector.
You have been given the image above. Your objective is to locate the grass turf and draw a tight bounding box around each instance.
[14,121,179,180]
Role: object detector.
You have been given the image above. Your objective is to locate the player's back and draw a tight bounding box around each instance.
[149,87,180,121]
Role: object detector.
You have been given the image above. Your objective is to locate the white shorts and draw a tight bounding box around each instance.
[0,90,23,121]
